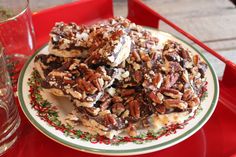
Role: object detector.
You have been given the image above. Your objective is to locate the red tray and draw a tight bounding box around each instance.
[3,0,236,157]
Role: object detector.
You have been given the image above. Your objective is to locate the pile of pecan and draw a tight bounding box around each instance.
[34,17,208,139]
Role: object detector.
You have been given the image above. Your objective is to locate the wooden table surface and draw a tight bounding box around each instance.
[30,0,236,77]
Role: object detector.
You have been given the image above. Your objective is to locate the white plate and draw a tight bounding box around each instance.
[18,29,219,156]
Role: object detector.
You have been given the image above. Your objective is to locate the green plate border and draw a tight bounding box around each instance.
[17,30,219,155]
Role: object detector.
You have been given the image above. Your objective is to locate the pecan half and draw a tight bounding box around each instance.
[121,89,136,97]
[162,88,183,99]
[164,99,188,110]
[149,91,163,104]
[152,73,163,88]
[155,104,166,114]
[129,100,140,119]
[193,55,199,65]
[163,75,171,88]
[104,114,117,126]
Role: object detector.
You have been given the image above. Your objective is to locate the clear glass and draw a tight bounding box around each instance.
[0,47,20,155]
[0,0,35,62]
[0,0,33,155]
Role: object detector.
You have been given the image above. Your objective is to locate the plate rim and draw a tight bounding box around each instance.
[17,30,219,156]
